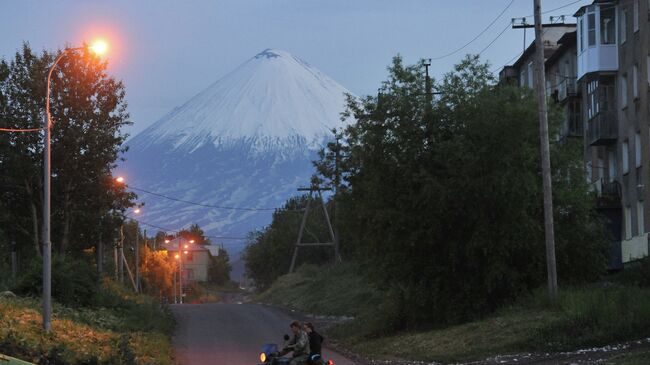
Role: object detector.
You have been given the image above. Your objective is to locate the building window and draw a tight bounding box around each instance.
[622,74,628,107]
[186,269,194,280]
[608,149,617,182]
[580,18,585,51]
[520,70,525,87]
[623,140,630,174]
[636,132,642,167]
[586,161,593,182]
[634,0,640,32]
[587,80,598,119]
[638,201,645,235]
[601,6,616,44]
[634,64,639,99]
[588,12,597,45]
[621,9,628,43]
[625,206,633,239]
[527,62,534,87]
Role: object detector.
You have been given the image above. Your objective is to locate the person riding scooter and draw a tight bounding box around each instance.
[281,321,310,365]
[303,322,323,361]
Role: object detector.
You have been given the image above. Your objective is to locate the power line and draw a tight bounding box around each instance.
[431,0,515,61]
[127,216,249,241]
[520,0,586,18]
[479,22,512,55]
[127,184,304,212]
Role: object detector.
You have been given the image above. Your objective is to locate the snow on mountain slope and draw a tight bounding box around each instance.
[132,49,352,154]
[120,49,354,275]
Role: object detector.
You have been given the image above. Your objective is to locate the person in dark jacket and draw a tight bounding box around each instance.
[303,322,323,358]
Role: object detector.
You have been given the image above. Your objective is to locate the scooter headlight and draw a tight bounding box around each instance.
[260,352,267,362]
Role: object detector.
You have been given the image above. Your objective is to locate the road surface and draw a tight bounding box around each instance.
[172,303,357,365]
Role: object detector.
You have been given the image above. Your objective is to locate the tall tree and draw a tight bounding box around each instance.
[0,43,134,270]
[315,55,607,328]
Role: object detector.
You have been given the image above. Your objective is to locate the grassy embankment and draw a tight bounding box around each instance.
[0,280,174,365]
[257,263,650,363]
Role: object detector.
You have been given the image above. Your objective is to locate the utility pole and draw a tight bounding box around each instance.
[135,228,141,293]
[289,178,338,273]
[11,239,17,282]
[533,0,558,302]
[333,137,342,263]
[118,225,125,284]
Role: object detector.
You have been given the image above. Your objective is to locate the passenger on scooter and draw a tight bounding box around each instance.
[303,322,323,358]
[282,320,310,365]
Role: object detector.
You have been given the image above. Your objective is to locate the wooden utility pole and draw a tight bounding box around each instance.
[288,179,338,273]
[333,137,342,263]
[533,0,558,301]
[11,239,17,281]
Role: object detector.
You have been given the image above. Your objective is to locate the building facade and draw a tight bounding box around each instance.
[500,1,650,268]
[576,0,649,266]
[159,238,212,282]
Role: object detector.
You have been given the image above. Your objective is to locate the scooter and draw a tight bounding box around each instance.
[258,335,334,365]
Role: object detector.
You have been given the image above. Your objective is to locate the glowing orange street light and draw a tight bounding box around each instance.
[134,208,141,214]
[115,176,125,184]
[189,240,195,244]
[165,239,170,244]
[174,254,180,259]
[43,38,111,332]
[184,244,188,249]
[89,39,109,56]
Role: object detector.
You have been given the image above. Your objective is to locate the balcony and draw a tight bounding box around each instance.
[576,4,618,80]
[558,79,578,101]
[587,111,617,146]
[566,112,583,137]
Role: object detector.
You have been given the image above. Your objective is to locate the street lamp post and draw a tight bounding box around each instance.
[42,41,108,332]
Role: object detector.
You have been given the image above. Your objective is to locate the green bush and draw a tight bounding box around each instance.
[525,286,650,350]
[12,255,98,307]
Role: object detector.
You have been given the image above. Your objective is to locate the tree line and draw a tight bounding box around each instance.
[244,55,608,329]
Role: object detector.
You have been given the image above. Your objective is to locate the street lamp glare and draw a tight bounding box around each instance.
[175,254,179,259]
[115,176,125,184]
[165,239,170,244]
[134,208,141,214]
[89,39,108,56]
[189,240,195,244]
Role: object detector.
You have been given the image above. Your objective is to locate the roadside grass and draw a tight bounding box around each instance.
[259,263,650,363]
[256,263,380,317]
[0,279,175,365]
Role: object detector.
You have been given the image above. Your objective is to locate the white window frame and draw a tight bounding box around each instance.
[638,201,645,235]
[621,8,628,44]
[608,149,617,182]
[625,205,633,240]
[622,74,629,107]
[634,0,640,32]
[621,140,630,175]
[634,64,639,99]
[527,62,534,87]
[636,132,642,168]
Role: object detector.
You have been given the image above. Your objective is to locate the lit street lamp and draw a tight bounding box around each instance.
[42,40,108,332]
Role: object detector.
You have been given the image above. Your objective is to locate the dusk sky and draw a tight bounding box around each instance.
[1,0,590,136]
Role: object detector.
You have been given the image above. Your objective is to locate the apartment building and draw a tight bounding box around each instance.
[576,0,649,267]
[499,1,650,268]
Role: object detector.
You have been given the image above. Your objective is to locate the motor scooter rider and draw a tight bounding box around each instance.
[281,320,310,365]
[303,322,323,359]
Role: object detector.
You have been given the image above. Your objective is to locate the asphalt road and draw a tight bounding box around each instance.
[172,303,357,365]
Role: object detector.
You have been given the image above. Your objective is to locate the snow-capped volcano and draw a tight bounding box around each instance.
[121,49,353,275]
[135,48,352,154]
